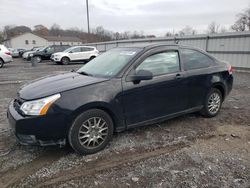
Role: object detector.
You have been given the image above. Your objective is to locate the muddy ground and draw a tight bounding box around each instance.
[0,59,249,188]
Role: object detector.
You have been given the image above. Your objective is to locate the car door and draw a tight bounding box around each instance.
[180,48,216,108]
[122,47,188,126]
[69,47,81,61]
[80,47,93,60]
[44,46,55,60]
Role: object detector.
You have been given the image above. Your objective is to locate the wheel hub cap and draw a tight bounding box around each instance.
[208,92,221,114]
[78,117,108,149]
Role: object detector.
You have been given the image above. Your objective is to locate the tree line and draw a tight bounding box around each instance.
[0,5,249,43]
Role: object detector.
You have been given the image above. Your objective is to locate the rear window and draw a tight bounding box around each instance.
[181,49,215,71]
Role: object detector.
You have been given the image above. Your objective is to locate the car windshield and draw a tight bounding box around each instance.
[77,48,142,78]
[36,47,45,51]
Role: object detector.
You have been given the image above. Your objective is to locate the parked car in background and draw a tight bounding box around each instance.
[7,44,233,154]
[25,47,45,61]
[51,46,99,65]
[0,45,13,68]
[31,45,70,63]
[22,47,42,60]
[11,49,26,58]
[21,47,39,57]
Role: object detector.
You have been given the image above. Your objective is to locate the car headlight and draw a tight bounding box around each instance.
[20,94,61,116]
[30,53,34,57]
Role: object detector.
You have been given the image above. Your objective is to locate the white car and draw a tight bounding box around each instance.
[51,46,99,65]
[0,45,13,68]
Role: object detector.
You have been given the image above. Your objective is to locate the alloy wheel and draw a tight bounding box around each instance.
[78,117,108,149]
[208,92,221,114]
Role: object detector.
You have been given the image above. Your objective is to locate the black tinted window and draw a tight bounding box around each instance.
[181,49,214,70]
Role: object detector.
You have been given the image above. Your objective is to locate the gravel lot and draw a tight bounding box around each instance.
[0,59,249,188]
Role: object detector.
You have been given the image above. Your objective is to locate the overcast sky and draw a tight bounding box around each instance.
[0,0,249,36]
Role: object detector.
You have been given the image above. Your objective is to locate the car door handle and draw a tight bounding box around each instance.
[175,74,183,79]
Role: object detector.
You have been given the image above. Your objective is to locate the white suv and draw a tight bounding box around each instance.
[0,45,13,68]
[51,46,99,65]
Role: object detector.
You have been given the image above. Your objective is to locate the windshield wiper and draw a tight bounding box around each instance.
[77,71,93,76]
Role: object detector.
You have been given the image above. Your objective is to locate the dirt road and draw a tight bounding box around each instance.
[0,59,249,188]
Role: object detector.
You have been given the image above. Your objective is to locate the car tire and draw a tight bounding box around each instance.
[61,57,70,65]
[89,56,95,62]
[68,109,114,155]
[0,59,4,68]
[33,56,42,63]
[200,88,222,118]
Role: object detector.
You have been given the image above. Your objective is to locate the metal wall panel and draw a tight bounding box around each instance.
[85,32,250,68]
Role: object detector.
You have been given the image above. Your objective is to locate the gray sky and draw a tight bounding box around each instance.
[0,0,249,36]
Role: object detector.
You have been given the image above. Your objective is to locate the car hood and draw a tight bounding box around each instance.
[19,72,109,100]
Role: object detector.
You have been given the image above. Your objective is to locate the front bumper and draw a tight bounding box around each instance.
[7,101,67,146]
[50,56,60,62]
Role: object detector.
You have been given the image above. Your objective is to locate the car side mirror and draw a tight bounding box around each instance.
[44,49,47,53]
[127,69,153,84]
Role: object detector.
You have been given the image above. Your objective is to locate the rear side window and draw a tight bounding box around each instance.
[181,49,214,71]
[136,51,180,76]
[81,47,93,52]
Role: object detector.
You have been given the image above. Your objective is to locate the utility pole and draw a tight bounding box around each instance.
[86,0,90,34]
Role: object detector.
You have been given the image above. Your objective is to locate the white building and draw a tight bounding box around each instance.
[4,32,83,49]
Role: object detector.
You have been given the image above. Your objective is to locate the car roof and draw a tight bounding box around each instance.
[117,43,208,55]
[71,46,95,48]
[122,43,197,50]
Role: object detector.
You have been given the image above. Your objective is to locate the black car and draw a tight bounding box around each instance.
[31,45,70,63]
[7,44,233,154]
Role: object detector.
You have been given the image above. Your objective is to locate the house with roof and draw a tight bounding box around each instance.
[3,32,83,49]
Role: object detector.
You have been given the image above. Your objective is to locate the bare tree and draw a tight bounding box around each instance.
[207,22,220,34]
[219,26,228,33]
[165,32,173,37]
[33,25,49,36]
[0,31,4,43]
[50,23,61,36]
[231,6,250,31]
[179,26,197,36]
[3,25,31,39]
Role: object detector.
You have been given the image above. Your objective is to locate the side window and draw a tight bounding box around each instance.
[181,49,214,71]
[46,47,54,53]
[81,47,93,52]
[71,47,81,53]
[136,51,180,76]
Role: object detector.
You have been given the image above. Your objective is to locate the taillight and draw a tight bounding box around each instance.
[228,65,233,75]
[5,52,11,56]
